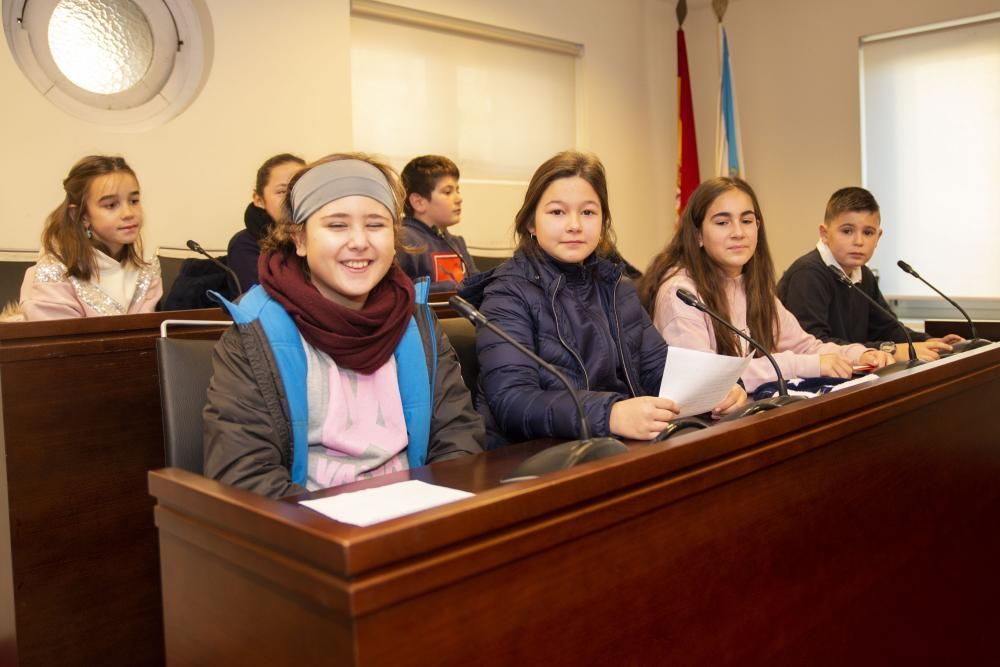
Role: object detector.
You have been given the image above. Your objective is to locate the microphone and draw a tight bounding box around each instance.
[827,265,921,373]
[448,295,629,482]
[187,239,242,297]
[675,288,804,414]
[897,260,991,354]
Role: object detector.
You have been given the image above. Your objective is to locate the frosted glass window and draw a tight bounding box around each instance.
[48,0,153,94]
[5,0,210,127]
[861,16,1000,298]
[351,14,578,253]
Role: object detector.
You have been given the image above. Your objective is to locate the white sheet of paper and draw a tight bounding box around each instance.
[300,480,474,527]
[658,346,752,418]
[829,373,879,392]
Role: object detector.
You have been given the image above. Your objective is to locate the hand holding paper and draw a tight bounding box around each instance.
[658,346,752,418]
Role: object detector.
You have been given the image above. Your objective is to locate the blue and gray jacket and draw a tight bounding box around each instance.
[204,278,484,498]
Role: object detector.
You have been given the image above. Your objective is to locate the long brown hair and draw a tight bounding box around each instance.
[254,153,305,197]
[263,152,408,262]
[41,155,146,281]
[513,151,619,260]
[636,177,778,357]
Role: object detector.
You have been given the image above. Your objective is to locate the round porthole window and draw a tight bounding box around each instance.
[3,0,212,129]
[49,0,155,95]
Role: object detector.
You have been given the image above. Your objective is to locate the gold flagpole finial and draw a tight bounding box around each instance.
[712,0,728,22]
[676,0,688,26]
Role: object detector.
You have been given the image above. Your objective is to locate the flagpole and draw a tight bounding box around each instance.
[713,0,744,179]
[715,21,726,177]
[676,0,700,217]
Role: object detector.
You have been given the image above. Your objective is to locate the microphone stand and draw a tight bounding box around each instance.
[897,260,992,354]
[187,240,242,297]
[675,288,805,416]
[827,266,922,376]
[448,296,629,483]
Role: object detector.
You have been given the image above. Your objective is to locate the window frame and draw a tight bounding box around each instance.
[3,0,211,129]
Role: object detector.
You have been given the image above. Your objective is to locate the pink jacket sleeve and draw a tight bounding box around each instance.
[652,275,717,351]
[20,266,86,320]
[652,277,780,391]
[131,270,163,314]
[772,299,870,369]
[652,275,870,392]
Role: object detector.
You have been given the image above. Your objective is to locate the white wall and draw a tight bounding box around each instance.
[0,0,675,271]
[0,0,353,253]
[682,0,1000,273]
[4,0,993,277]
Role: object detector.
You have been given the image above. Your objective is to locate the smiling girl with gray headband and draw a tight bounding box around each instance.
[203,152,484,498]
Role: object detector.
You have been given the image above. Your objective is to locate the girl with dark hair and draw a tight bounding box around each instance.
[458,152,745,448]
[20,155,162,320]
[227,153,306,292]
[204,153,484,498]
[636,177,893,393]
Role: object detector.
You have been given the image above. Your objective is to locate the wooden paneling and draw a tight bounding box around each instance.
[0,310,230,666]
[924,319,1000,341]
[150,344,1000,666]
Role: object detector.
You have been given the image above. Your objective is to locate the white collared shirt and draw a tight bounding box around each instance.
[816,240,862,284]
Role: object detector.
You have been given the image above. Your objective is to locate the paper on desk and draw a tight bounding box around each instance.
[299,480,473,527]
[829,373,879,392]
[658,346,752,418]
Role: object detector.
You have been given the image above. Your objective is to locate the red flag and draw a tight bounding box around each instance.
[676,28,700,219]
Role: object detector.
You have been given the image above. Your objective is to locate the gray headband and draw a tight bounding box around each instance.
[289,159,396,224]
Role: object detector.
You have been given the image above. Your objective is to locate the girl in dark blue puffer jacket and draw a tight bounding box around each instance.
[459,152,745,448]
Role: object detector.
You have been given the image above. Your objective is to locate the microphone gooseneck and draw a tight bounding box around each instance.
[828,265,918,364]
[450,296,592,440]
[675,288,790,398]
[897,260,989,350]
[674,287,804,417]
[187,239,242,297]
[448,295,628,482]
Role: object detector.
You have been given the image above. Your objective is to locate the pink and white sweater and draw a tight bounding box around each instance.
[652,269,870,391]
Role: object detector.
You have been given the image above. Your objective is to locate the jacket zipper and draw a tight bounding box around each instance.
[550,274,591,390]
[612,273,640,397]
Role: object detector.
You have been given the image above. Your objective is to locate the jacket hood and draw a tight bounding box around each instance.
[456,264,499,309]
[456,251,544,308]
[244,202,274,241]
[458,250,627,309]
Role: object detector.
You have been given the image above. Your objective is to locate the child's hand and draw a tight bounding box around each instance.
[932,334,964,344]
[898,341,949,361]
[859,349,893,368]
[711,384,747,419]
[609,396,679,440]
[820,354,854,378]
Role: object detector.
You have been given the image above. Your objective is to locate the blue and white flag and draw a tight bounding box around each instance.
[715,26,744,178]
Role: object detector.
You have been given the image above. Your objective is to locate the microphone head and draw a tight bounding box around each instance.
[896,259,917,276]
[448,295,487,326]
[828,264,853,286]
[186,239,202,253]
[675,288,701,309]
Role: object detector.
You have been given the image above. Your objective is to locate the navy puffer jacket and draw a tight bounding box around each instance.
[458,250,667,448]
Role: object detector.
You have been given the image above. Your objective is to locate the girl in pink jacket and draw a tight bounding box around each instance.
[19,156,162,320]
[636,178,892,392]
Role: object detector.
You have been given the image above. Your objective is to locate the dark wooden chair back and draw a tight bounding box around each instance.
[155,321,228,473]
[440,315,479,393]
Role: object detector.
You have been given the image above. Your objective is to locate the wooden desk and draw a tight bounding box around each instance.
[0,310,230,666]
[150,345,1000,666]
[924,319,1000,341]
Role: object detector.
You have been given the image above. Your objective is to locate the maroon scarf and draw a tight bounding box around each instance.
[258,251,415,374]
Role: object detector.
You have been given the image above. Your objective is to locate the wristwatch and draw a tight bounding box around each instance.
[879,341,897,355]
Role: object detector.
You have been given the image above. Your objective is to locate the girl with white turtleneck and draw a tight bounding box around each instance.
[20,155,161,320]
